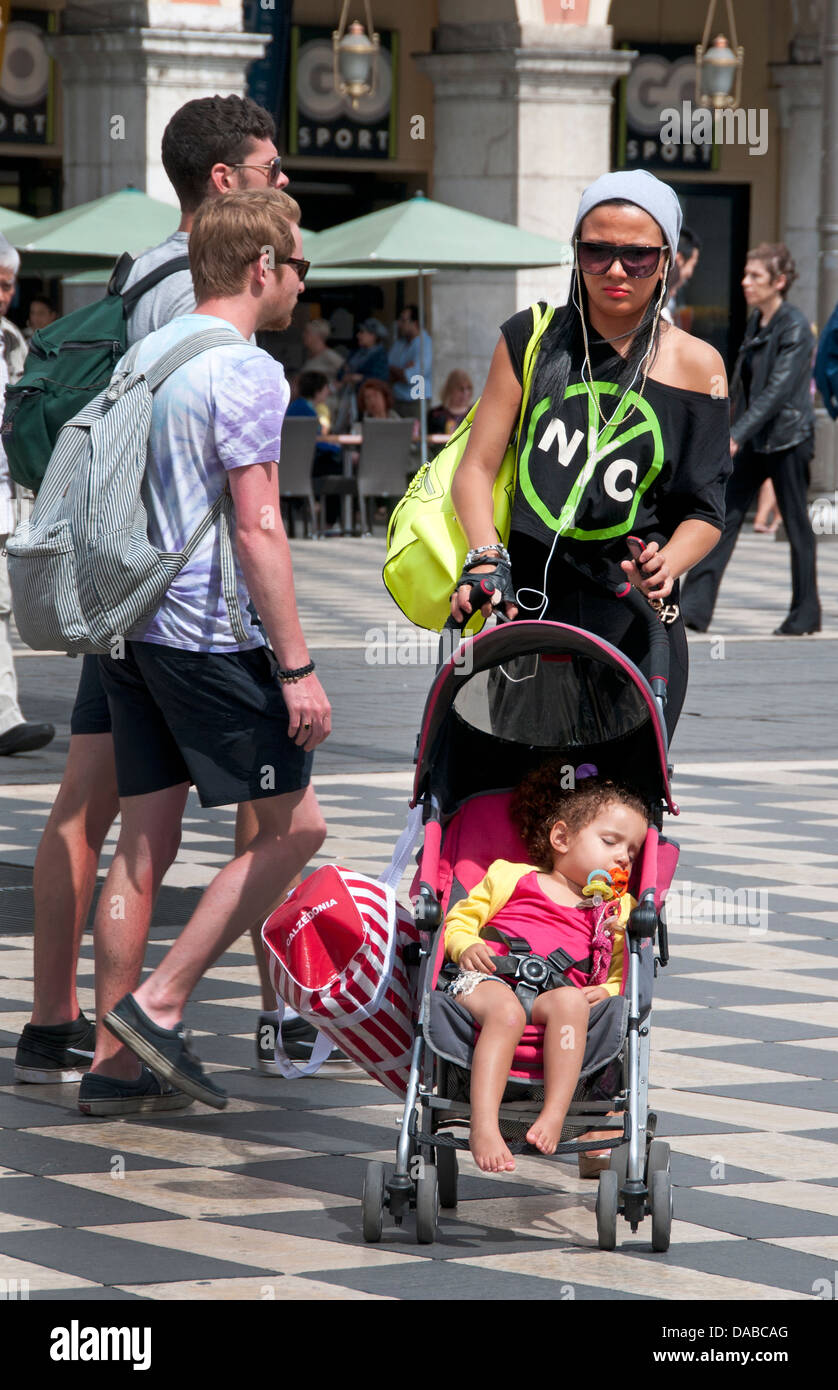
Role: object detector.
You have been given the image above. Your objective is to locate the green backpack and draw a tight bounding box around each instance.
[1,251,190,493]
[383,302,554,632]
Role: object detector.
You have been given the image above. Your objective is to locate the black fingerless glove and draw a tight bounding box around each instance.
[455,556,516,608]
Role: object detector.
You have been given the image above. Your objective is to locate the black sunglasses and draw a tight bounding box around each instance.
[283,256,310,282]
[576,240,666,279]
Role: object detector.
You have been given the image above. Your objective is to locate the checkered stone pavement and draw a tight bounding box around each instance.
[0,533,837,1300]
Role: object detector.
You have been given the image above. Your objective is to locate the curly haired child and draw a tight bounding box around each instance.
[443,767,648,1174]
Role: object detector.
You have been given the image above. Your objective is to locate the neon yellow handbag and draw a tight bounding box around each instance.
[383,303,554,632]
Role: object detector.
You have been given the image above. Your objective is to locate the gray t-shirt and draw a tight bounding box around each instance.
[123,230,195,346]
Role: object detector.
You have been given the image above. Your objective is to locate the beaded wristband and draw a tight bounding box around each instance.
[276,660,315,684]
[464,544,510,569]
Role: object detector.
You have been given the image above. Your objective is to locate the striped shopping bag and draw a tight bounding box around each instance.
[262,863,419,1097]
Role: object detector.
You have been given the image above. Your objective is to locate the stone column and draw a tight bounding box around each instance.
[53,2,268,208]
[770,62,822,326]
[414,27,633,399]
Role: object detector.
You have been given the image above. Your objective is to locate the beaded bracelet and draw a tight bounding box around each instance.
[276,660,315,684]
[464,544,510,568]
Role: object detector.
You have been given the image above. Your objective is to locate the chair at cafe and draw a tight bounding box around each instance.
[278,416,320,538]
[355,418,416,534]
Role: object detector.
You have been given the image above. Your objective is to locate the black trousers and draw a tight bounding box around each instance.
[508,534,688,739]
[680,439,820,631]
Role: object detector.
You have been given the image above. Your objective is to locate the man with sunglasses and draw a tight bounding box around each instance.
[92,191,329,1112]
[15,95,297,1107]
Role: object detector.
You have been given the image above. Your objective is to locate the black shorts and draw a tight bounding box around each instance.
[98,641,313,808]
[70,654,113,736]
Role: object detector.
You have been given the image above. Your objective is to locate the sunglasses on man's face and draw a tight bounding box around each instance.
[283,256,310,282]
[576,240,666,279]
[229,155,284,185]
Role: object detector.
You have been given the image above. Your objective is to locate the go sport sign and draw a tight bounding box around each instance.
[0,5,57,145]
[288,24,398,160]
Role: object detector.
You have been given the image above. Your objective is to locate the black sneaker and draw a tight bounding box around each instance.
[104,993,227,1110]
[78,1065,194,1117]
[256,1012,347,1073]
[15,1012,96,1083]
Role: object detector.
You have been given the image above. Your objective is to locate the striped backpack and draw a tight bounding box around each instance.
[6,327,249,656]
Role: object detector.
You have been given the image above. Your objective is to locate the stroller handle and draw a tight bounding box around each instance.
[617,582,670,704]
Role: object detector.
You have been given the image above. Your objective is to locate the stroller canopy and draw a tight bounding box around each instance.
[413,620,676,819]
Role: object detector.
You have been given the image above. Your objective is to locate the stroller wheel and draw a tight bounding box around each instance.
[650,1170,673,1252]
[608,1143,629,1193]
[362,1160,386,1243]
[646,1138,671,1183]
[436,1145,459,1208]
[596,1169,619,1251]
[415,1163,439,1244]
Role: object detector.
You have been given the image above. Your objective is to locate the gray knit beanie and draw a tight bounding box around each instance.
[572,170,683,262]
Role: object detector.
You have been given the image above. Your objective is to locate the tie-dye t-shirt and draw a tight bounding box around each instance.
[125,314,289,652]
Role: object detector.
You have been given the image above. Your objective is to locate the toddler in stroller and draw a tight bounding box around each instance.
[443,769,647,1173]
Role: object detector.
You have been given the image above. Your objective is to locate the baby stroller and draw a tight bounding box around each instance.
[361,590,678,1250]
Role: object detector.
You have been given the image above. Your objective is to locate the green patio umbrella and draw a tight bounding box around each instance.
[10,187,181,274]
[311,191,571,458]
[0,209,37,237]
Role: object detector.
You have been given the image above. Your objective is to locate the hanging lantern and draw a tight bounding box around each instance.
[696,0,745,109]
[333,0,380,110]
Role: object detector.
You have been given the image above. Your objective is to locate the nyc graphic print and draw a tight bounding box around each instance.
[517,382,664,541]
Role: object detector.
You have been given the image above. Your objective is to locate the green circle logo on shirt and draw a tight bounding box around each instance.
[517,381,665,540]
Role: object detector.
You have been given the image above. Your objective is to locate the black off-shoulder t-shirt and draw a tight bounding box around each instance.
[500,303,731,589]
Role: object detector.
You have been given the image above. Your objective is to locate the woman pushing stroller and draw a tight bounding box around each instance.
[443,767,648,1173]
[450,168,731,735]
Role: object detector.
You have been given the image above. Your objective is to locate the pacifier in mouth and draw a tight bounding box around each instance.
[582,869,617,903]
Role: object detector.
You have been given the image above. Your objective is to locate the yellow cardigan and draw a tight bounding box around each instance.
[443,859,631,997]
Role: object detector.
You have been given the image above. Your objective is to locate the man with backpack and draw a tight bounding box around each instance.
[0,234,55,757]
[13,93,295,1099]
[90,190,329,1111]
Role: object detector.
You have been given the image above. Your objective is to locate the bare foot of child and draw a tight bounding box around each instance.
[469,1122,516,1173]
[526,1111,565,1156]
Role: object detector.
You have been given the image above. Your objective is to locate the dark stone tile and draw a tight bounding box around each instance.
[160,1107,394,1155]
[180,1003,257,1035]
[0,1130,183,1177]
[0,1227,273,1285]
[190,1034,255,1068]
[187,978,257,1003]
[621,1237,837,1296]
[647,1111,747,1137]
[297,1260,654,1300]
[655,976,828,1008]
[652,1008,836,1043]
[670,1042,838,1080]
[673,1187,838,1238]
[223,1071,390,1110]
[0,1176,174,1228]
[671,1153,779,1187]
[219,1153,542,1204]
[693,1081,838,1111]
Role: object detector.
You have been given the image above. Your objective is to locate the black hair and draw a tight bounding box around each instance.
[296,370,329,400]
[401,304,419,323]
[533,198,672,409]
[678,227,701,258]
[161,94,276,214]
[29,294,56,312]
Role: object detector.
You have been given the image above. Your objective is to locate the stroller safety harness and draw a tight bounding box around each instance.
[481,926,593,1020]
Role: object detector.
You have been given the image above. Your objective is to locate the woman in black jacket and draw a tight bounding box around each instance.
[681,243,820,635]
